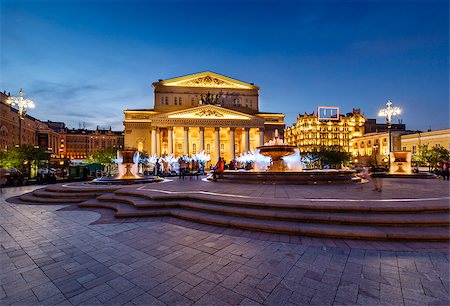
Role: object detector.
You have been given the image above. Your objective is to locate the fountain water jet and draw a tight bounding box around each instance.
[91,149,161,185]
[215,129,360,185]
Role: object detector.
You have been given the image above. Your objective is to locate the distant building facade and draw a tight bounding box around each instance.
[364,118,406,133]
[0,91,63,158]
[400,129,450,154]
[61,127,124,160]
[284,108,365,152]
[124,71,285,163]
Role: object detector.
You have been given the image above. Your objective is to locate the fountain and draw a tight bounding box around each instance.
[91,149,161,185]
[216,129,360,184]
[257,129,297,171]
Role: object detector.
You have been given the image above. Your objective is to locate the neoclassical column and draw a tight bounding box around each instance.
[183,127,189,155]
[214,127,220,162]
[151,128,157,155]
[199,127,205,152]
[259,128,265,147]
[229,128,236,160]
[168,127,173,155]
[243,128,250,153]
[156,128,161,156]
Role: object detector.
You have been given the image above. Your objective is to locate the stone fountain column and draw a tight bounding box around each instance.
[243,128,250,153]
[199,127,205,152]
[214,127,220,162]
[230,128,236,160]
[183,127,189,155]
[156,128,161,156]
[151,128,156,155]
[259,128,265,146]
[168,127,173,155]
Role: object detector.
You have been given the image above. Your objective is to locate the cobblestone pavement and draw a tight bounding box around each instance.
[1,185,449,305]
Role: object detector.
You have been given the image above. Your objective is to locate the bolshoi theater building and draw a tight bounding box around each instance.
[123,71,285,163]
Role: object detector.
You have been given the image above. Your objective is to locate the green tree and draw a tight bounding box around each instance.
[312,146,352,169]
[0,145,50,178]
[413,145,450,171]
[89,147,119,175]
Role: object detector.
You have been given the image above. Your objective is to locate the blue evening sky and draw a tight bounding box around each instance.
[1,0,448,131]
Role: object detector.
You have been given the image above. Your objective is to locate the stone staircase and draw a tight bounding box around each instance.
[18,184,121,204]
[18,184,450,241]
[79,189,449,241]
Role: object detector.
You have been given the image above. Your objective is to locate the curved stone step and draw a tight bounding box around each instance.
[78,200,449,240]
[95,194,449,226]
[33,189,102,198]
[115,189,450,213]
[19,194,85,204]
[45,185,121,193]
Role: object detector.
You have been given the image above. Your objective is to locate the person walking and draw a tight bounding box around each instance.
[369,165,384,192]
[442,160,449,180]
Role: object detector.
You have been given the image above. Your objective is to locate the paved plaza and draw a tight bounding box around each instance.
[1,179,449,305]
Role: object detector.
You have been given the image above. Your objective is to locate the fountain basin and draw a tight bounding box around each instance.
[90,175,162,185]
[216,169,360,185]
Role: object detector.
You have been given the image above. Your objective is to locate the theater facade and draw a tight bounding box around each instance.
[123,71,285,163]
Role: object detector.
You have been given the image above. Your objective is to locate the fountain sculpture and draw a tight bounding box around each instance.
[91,149,161,185]
[257,129,297,171]
[217,129,360,185]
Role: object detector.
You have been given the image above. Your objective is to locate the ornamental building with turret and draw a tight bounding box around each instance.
[123,71,285,163]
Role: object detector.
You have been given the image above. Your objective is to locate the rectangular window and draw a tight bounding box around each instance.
[191,98,194,105]
[174,97,177,105]
[160,97,164,104]
[206,143,210,154]
[402,146,406,151]
[412,145,417,154]
[165,97,168,105]
[192,143,196,154]
[220,144,224,154]
[179,97,182,105]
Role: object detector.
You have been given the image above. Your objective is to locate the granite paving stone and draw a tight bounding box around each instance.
[1,183,449,305]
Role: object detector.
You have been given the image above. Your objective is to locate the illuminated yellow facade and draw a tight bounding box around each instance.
[284,109,365,152]
[349,129,450,165]
[400,129,450,154]
[124,71,285,163]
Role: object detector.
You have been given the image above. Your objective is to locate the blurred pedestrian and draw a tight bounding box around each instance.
[369,165,383,192]
[442,160,449,180]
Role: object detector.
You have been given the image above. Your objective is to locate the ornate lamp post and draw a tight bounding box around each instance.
[7,89,35,146]
[378,100,400,167]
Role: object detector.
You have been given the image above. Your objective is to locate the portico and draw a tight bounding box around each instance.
[124,71,285,163]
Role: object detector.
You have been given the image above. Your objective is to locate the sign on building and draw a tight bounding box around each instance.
[318,106,340,121]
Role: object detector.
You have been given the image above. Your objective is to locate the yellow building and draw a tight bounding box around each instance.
[349,131,402,165]
[400,129,450,154]
[284,109,365,152]
[123,71,285,163]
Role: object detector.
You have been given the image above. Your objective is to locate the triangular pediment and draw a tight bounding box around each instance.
[152,105,260,121]
[155,71,258,90]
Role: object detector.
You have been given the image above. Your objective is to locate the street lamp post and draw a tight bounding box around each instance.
[378,100,401,168]
[7,89,35,146]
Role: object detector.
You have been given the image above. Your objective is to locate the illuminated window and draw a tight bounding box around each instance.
[220,144,224,154]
